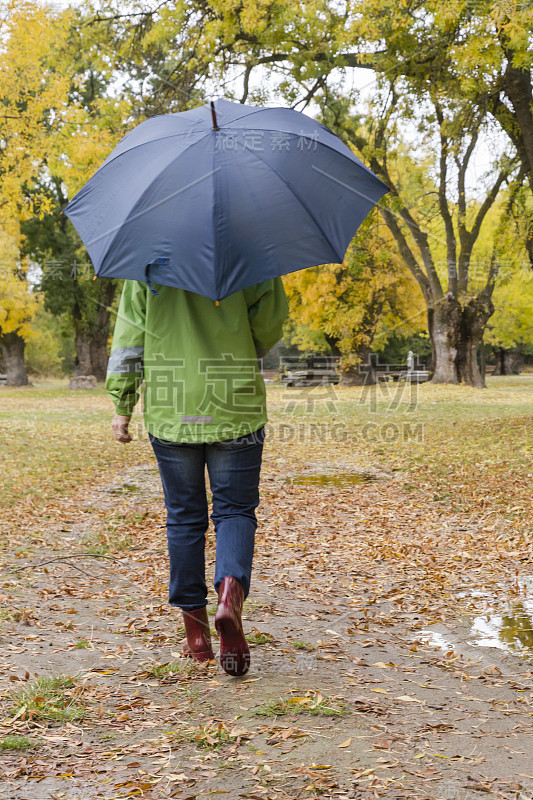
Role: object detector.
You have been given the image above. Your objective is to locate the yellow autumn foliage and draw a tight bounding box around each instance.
[0,1,70,339]
[0,229,38,338]
[284,214,426,363]
[0,1,70,237]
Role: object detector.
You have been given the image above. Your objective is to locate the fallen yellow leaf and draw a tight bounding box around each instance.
[338,738,352,748]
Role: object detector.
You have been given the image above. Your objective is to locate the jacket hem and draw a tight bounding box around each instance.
[145,416,268,444]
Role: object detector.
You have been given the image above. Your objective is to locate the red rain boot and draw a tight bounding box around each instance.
[215,576,250,677]
[182,606,215,662]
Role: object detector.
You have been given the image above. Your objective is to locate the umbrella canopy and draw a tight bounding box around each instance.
[64,98,389,301]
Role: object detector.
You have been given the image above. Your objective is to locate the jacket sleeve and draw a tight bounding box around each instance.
[105,281,147,415]
[244,277,289,358]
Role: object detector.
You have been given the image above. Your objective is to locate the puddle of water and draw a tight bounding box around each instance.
[470,610,533,651]
[469,576,533,653]
[418,630,455,651]
[417,578,533,657]
[285,472,377,488]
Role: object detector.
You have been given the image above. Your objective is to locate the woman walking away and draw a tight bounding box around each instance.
[106,278,288,676]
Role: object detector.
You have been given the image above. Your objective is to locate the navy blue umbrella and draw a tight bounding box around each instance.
[64,98,389,301]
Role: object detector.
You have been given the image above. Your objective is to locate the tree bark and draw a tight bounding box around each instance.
[428,295,461,384]
[492,348,507,376]
[502,60,533,194]
[428,293,493,387]
[89,336,110,382]
[479,342,486,383]
[74,331,93,376]
[1,331,29,386]
[492,348,524,375]
[72,280,117,380]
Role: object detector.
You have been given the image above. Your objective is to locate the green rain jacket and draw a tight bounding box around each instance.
[105,278,288,443]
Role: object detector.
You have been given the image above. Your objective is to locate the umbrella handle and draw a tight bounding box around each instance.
[145,261,161,295]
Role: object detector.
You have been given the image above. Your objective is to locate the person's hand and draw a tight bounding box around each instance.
[112,413,132,443]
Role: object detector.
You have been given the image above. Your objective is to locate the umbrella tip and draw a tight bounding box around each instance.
[210,101,219,131]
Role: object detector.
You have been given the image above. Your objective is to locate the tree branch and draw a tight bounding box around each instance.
[378,205,431,301]
[240,63,252,104]
[458,164,513,292]
[434,103,457,294]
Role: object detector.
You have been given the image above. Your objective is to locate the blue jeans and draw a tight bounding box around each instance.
[149,427,265,611]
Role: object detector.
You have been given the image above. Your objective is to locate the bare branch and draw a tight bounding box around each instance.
[240,63,252,104]
[458,164,514,292]
[434,103,457,294]
[378,205,431,301]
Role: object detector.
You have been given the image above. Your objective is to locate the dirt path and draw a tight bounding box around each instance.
[1,460,532,800]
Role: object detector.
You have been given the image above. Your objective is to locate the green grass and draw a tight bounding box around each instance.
[81,530,134,555]
[246,628,274,644]
[73,639,92,649]
[143,660,196,680]
[0,734,40,751]
[266,377,533,519]
[253,692,345,717]
[10,675,85,724]
[243,600,272,614]
[169,720,252,749]
[290,640,316,651]
[81,510,149,554]
[183,687,200,700]
[2,377,533,529]
[0,383,151,512]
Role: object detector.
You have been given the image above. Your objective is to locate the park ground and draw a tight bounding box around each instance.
[0,377,532,800]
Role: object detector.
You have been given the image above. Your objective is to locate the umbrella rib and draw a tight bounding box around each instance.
[215,105,287,127]
[247,148,345,264]
[215,126,383,182]
[87,168,220,248]
[90,133,215,266]
[93,130,212,179]
[312,166,389,206]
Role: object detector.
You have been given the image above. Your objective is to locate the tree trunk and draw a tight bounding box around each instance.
[1,331,29,386]
[325,335,378,385]
[503,61,533,195]
[492,349,524,376]
[75,331,93,376]
[456,296,493,387]
[90,280,116,381]
[428,293,493,388]
[479,343,486,382]
[428,294,461,384]
[72,280,116,380]
[491,348,507,376]
[507,351,523,374]
[340,346,378,386]
[74,330,108,381]
[90,336,110,382]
